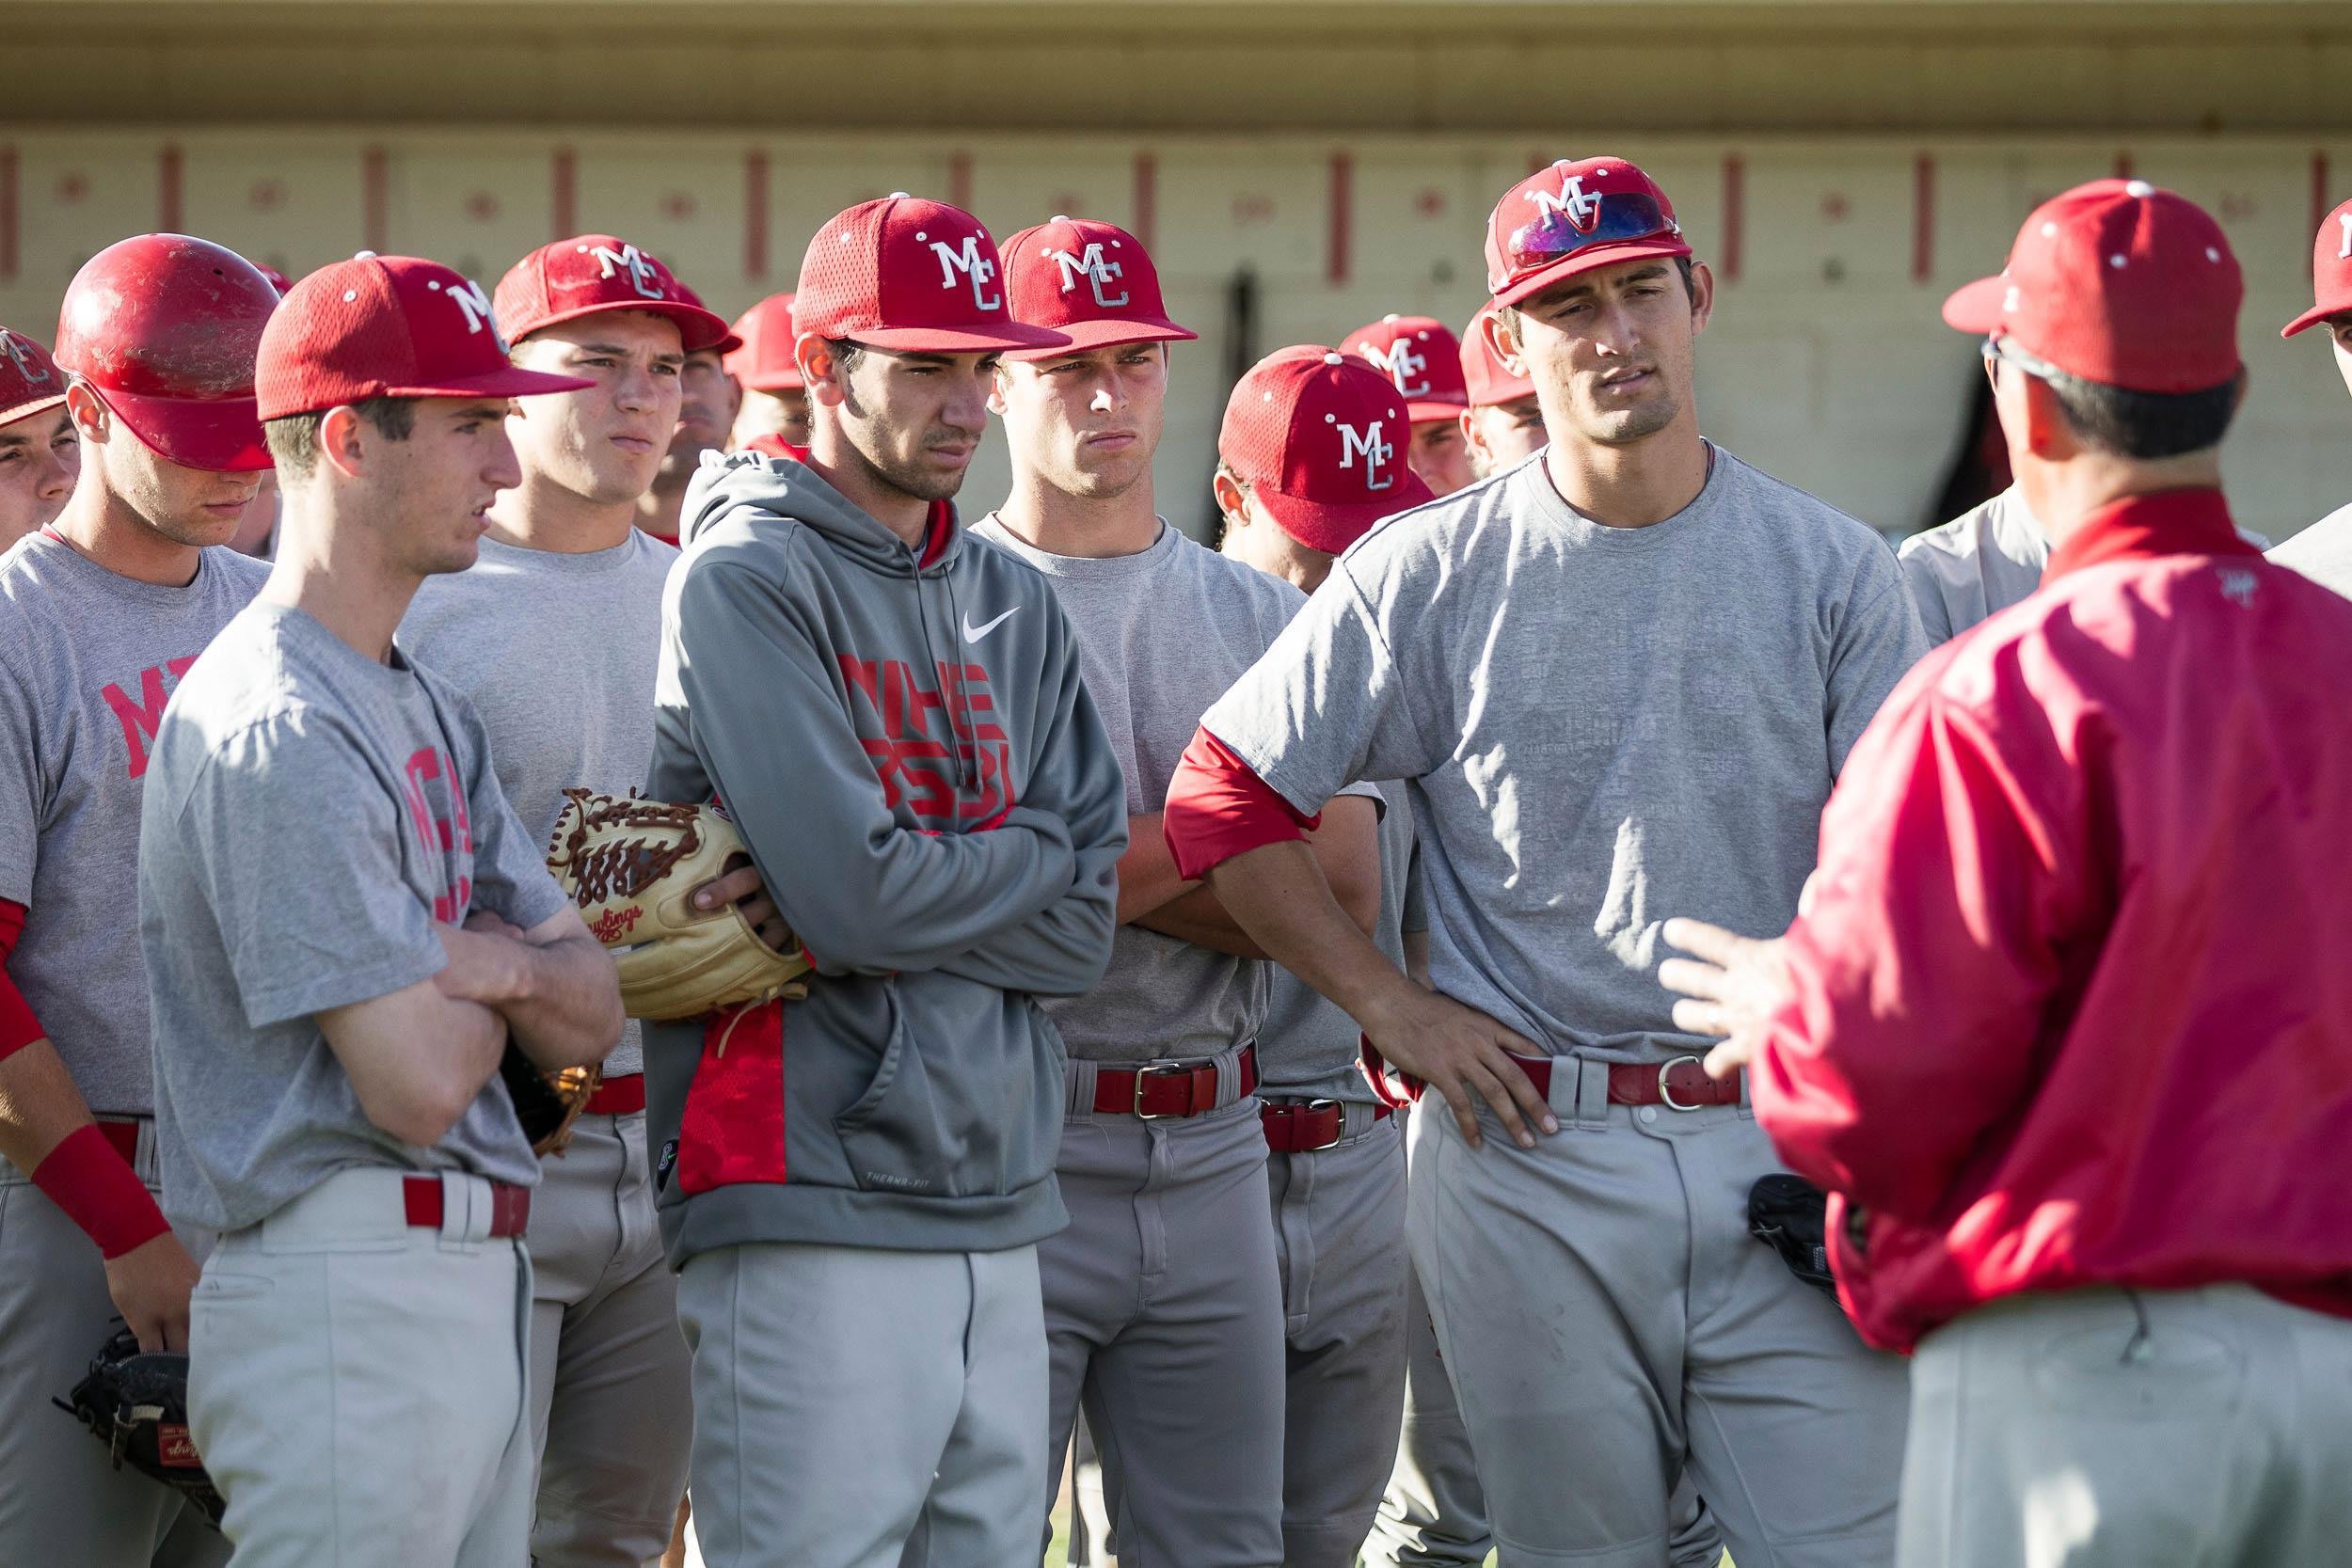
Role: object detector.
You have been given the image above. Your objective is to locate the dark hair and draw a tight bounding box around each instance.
[2041,368,2240,460]
[1493,256,1699,337]
[263,397,416,482]
[822,338,866,376]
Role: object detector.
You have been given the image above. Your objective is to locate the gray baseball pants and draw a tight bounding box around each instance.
[676,1238,1046,1568]
[0,1118,228,1568]
[1898,1282,2352,1568]
[525,1106,694,1567]
[1043,1053,1286,1567]
[1409,1062,1907,1567]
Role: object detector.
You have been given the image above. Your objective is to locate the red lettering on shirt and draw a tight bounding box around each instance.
[835,655,1013,825]
[401,746,475,923]
[98,657,199,780]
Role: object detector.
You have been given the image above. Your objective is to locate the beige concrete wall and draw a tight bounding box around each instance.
[12,127,2344,539]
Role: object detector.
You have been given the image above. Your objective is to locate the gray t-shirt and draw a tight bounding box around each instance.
[0,532,266,1120]
[139,602,573,1232]
[1258,778,1425,1103]
[2268,501,2352,597]
[401,531,674,1077]
[969,515,1335,1064]
[1897,485,2049,646]
[1203,446,1929,1065]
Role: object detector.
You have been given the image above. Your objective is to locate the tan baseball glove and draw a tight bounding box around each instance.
[546,790,813,1022]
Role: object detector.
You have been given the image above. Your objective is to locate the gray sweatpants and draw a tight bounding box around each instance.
[677,1239,1045,1568]
[187,1168,536,1568]
[1410,1067,1907,1567]
[1899,1284,2352,1568]
[1265,1104,1408,1568]
[525,1108,693,1567]
[0,1122,227,1568]
[1043,1057,1286,1568]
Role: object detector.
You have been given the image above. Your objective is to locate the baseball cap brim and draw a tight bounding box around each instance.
[382,365,597,402]
[708,330,745,357]
[2280,298,2352,340]
[1253,468,1438,556]
[1490,236,1694,309]
[516,298,735,355]
[848,322,1074,355]
[1406,397,1469,423]
[1005,317,1198,361]
[101,388,273,473]
[1941,275,2008,335]
[0,390,68,427]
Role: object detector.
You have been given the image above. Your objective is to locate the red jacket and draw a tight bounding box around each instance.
[1755,487,2352,1353]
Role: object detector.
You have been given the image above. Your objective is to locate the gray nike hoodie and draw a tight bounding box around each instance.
[643,449,1126,1264]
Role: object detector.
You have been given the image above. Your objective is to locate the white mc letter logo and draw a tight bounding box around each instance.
[1527,171,1607,234]
[588,242,668,301]
[1337,419,1395,491]
[2339,211,2352,261]
[1359,341,1429,398]
[445,279,510,352]
[0,331,50,385]
[930,236,1003,310]
[1045,243,1128,309]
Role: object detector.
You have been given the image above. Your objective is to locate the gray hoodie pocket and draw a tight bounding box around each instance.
[833,981,971,1199]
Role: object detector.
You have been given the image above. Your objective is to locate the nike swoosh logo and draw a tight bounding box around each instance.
[961,608,1019,642]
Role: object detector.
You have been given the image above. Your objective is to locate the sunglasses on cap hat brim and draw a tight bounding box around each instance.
[1494,193,1692,305]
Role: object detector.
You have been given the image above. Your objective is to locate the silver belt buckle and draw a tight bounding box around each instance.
[1657,1054,1708,1112]
[1133,1060,1186,1119]
[1298,1098,1344,1151]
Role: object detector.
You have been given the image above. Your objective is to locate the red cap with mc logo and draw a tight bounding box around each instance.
[257,255,594,420]
[1218,345,1436,555]
[998,216,1195,357]
[1343,314,1469,421]
[0,328,68,426]
[494,235,732,353]
[794,196,1070,356]
[1485,157,1692,309]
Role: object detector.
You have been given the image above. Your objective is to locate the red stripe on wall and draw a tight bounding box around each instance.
[2114,151,2134,180]
[2314,151,2333,236]
[1721,155,1744,282]
[947,151,972,211]
[551,147,577,240]
[1133,152,1157,252]
[744,150,769,279]
[159,144,183,231]
[0,148,16,281]
[362,145,389,253]
[1327,151,1353,285]
[1912,154,1936,282]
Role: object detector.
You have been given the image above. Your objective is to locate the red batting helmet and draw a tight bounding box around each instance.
[54,233,279,473]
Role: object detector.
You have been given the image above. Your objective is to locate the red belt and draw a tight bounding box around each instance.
[95,1117,142,1164]
[400,1175,532,1238]
[1511,1053,1742,1110]
[1261,1097,1391,1154]
[1091,1046,1257,1119]
[584,1073,644,1117]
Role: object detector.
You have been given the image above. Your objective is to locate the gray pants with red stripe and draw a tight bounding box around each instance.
[1042,1052,1286,1567]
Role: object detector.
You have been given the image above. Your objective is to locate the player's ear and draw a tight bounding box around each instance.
[1685,261,1716,336]
[797,334,845,408]
[2014,372,2076,463]
[64,381,111,443]
[986,360,1014,418]
[1483,310,1528,378]
[1211,469,1249,529]
[316,405,370,480]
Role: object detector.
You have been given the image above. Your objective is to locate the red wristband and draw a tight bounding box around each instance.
[31,1124,171,1259]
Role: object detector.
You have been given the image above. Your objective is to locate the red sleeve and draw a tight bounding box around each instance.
[0,899,42,1060]
[1164,727,1320,881]
[1750,678,2088,1220]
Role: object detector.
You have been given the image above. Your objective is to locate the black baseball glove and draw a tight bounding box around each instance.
[54,1327,225,1528]
[1746,1174,1838,1299]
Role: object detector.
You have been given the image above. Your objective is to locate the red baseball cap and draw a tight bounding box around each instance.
[998,216,1194,358]
[1,328,69,426]
[257,254,594,420]
[1219,346,1436,554]
[1944,179,2242,394]
[1485,157,1692,309]
[494,235,731,354]
[723,293,803,390]
[1460,308,1537,407]
[54,233,279,473]
[676,280,740,356]
[1343,315,1468,422]
[2282,196,2352,339]
[794,195,1069,355]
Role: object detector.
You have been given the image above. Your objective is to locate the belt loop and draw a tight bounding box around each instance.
[1065,1059,1102,1122]
[440,1172,488,1244]
[1573,1055,1609,1130]
[1738,1064,1756,1119]
[1214,1044,1248,1110]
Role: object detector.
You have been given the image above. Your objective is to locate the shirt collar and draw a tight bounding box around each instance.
[2042,486,2260,583]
